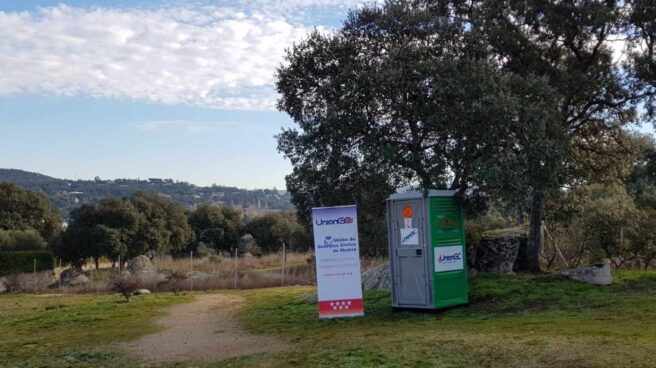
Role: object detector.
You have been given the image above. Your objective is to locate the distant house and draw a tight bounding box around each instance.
[60,191,84,196]
[149,178,164,184]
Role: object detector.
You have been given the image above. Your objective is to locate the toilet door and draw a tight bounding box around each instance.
[390,199,429,307]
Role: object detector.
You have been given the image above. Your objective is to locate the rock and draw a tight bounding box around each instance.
[133,289,151,295]
[238,234,263,258]
[120,270,132,278]
[361,263,391,290]
[470,225,527,274]
[69,274,89,286]
[128,255,155,276]
[61,268,83,284]
[563,263,612,285]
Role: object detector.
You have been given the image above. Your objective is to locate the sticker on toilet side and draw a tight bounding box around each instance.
[400,228,419,246]
[434,245,464,272]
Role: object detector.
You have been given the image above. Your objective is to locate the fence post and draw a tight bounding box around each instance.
[58,258,62,291]
[234,248,238,289]
[90,257,94,293]
[190,251,194,292]
[153,254,157,292]
[281,242,286,287]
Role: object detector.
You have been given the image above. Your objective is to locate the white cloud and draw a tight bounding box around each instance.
[0,2,373,110]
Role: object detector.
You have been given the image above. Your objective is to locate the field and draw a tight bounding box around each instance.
[2,271,656,368]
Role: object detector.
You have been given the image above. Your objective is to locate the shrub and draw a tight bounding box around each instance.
[111,275,140,302]
[0,250,54,276]
[167,269,187,295]
[0,273,19,292]
[245,212,311,253]
[0,230,46,251]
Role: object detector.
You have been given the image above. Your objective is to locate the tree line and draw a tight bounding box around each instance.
[0,182,311,269]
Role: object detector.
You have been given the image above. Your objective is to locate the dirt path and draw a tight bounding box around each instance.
[119,293,287,363]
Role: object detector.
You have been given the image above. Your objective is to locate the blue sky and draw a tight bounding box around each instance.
[0,0,370,189]
[1,1,652,190]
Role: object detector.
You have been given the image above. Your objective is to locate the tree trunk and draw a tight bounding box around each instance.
[94,257,99,271]
[527,190,544,272]
[516,205,524,225]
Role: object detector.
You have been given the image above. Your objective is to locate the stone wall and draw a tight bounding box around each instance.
[468,225,528,275]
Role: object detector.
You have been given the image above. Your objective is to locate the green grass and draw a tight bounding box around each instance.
[217,270,656,368]
[0,292,193,368]
[1,272,656,368]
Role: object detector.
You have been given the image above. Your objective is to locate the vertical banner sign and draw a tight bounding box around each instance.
[312,205,364,319]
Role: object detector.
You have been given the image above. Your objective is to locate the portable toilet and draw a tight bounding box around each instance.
[387,190,468,310]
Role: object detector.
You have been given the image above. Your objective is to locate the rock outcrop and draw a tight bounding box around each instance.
[469,225,527,275]
[128,255,155,276]
[563,263,612,285]
[61,268,84,285]
[361,263,391,290]
[69,274,89,286]
[238,234,263,258]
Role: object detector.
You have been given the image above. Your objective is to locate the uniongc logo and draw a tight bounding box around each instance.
[402,229,418,243]
[315,216,354,226]
[438,253,462,264]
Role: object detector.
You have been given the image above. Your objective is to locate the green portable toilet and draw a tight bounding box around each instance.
[387,190,468,309]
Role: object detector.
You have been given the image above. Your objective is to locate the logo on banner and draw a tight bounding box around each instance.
[312,205,364,319]
[400,228,419,246]
[434,245,464,272]
[318,298,364,317]
[315,216,354,226]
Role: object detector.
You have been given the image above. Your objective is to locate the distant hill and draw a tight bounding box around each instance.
[0,169,293,218]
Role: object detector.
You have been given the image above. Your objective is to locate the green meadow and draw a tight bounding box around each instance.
[2,271,656,368]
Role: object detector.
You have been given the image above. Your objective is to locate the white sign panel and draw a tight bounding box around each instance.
[400,228,419,246]
[434,245,464,272]
[312,205,364,319]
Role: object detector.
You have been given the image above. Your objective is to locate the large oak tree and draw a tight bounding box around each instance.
[276,0,656,269]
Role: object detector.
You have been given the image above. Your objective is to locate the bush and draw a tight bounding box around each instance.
[0,250,55,276]
[0,230,46,251]
[245,212,311,253]
[167,269,187,295]
[111,274,140,302]
[465,211,507,247]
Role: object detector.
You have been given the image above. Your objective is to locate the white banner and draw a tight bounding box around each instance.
[312,205,364,319]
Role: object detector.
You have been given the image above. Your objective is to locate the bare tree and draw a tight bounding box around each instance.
[111,275,139,302]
